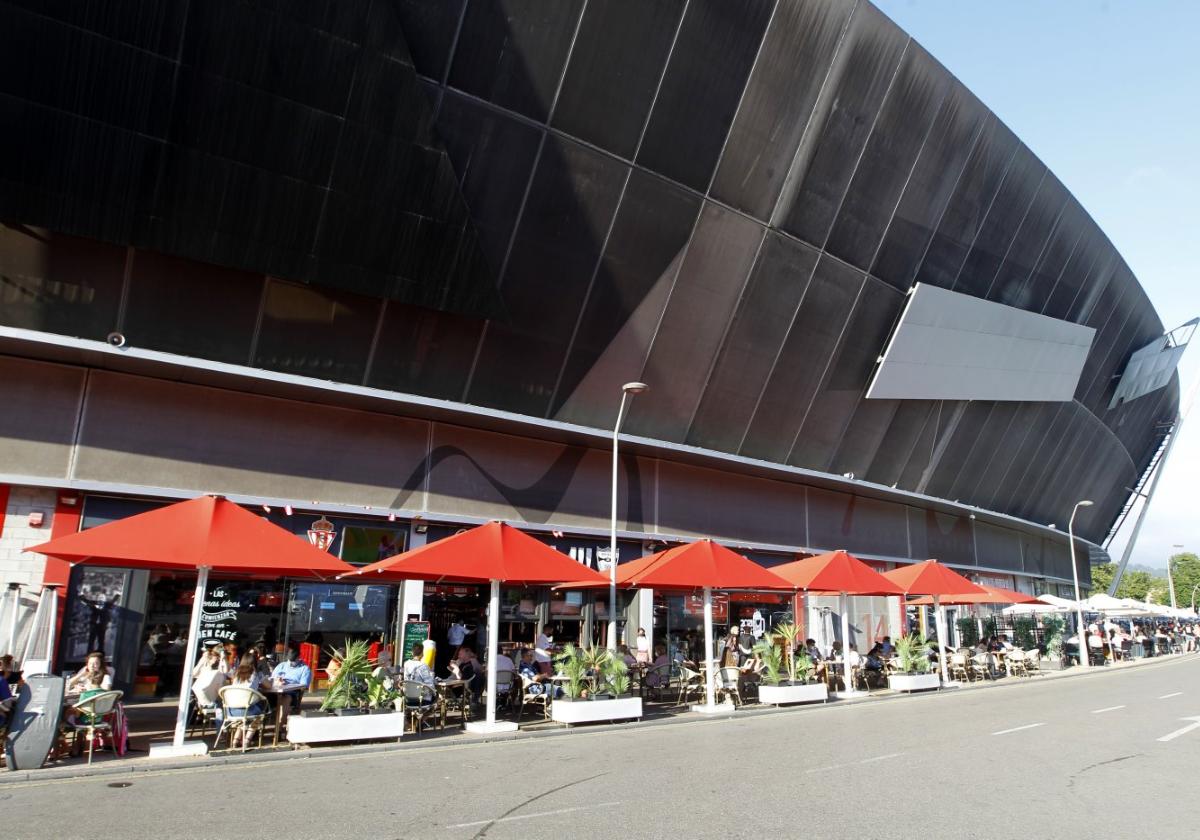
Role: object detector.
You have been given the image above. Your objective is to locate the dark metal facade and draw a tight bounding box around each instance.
[0,0,1177,546]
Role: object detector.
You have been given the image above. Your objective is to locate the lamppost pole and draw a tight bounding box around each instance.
[609,382,647,651]
[1191,584,1200,613]
[1068,500,1093,668]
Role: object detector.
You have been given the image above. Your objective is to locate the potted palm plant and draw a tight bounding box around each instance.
[1041,616,1067,670]
[888,634,939,692]
[287,640,406,745]
[756,623,828,705]
[550,645,642,725]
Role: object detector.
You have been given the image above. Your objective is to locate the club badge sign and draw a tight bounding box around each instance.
[307,516,337,552]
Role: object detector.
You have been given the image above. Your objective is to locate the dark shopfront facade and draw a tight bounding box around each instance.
[59,497,646,696]
[61,495,407,697]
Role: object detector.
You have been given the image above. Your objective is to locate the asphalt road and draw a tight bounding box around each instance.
[5,656,1199,839]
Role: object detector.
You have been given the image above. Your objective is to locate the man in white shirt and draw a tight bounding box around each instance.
[534,625,554,675]
[447,620,473,657]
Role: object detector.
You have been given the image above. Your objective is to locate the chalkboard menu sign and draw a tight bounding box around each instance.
[401,620,430,659]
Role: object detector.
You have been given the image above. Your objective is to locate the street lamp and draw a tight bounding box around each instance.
[1191,584,1200,614]
[1068,500,1093,669]
[609,381,647,651]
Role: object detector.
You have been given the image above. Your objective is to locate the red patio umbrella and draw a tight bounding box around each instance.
[907,585,1043,606]
[28,495,355,757]
[557,540,791,713]
[344,522,608,733]
[883,560,989,685]
[771,551,904,696]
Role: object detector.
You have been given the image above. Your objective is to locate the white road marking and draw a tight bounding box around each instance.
[447,802,622,829]
[1091,705,1126,714]
[859,752,903,764]
[992,723,1046,735]
[1158,692,1183,699]
[1157,717,1200,743]
[804,753,904,774]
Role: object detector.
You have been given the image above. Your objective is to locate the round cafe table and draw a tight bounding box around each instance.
[259,682,305,747]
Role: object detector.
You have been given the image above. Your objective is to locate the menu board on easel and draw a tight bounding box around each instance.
[401,620,430,659]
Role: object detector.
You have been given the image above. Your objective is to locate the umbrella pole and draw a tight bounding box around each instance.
[465,579,517,734]
[838,592,859,697]
[935,595,950,687]
[694,585,719,713]
[152,565,209,758]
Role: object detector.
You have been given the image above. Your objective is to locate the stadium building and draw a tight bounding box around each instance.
[0,1,1183,688]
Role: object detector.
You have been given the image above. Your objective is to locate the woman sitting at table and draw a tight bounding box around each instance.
[217,653,266,747]
[68,651,113,694]
[191,645,228,709]
[617,644,638,671]
[449,647,484,701]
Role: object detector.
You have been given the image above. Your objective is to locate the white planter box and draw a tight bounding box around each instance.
[888,673,941,692]
[758,683,828,705]
[286,712,407,745]
[551,696,642,725]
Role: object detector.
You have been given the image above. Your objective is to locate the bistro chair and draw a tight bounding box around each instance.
[677,665,705,706]
[717,667,743,707]
[215,685,268,752]
[1005,649,1027,677]
[969,653,993,681]
[1023,649,1041,675]
[517,675,551,721]
[641,663,677,702]
[403,682,439,734]
[949,653,970,683]
[486,668,517,713]
[66,690,123,765]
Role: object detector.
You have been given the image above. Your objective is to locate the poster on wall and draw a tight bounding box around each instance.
[199,584,240,644]
[62,568,129,662]
[339,526,407,566]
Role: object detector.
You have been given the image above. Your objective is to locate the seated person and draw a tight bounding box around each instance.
[489,647,517,677]
[617,644,638,670]
[863,644,886,687]
[879,636,895,656]
[402,643,435,687]
[517,649,560,697]
[191,645,228,709]
[0,654,20,686]
[645,645,670,688]
[449,647,485,699]
[270,649,312,713]
[219,653,266,746]
[68,651,113,694]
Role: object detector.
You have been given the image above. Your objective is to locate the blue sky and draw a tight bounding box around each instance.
[873,1,1199,578]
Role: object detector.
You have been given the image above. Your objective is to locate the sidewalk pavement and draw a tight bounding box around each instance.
[3,650,1193,784]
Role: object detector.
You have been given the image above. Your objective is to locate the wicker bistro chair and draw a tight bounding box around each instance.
[66,690,123,765]
[949,653,971,683]
[969,653,993,681]
[484,668,518,713]
[403,681,439,734]
[1023,649,1042,675]
[215,685,268,752]
[517,674,551,721]
[677,665,705,706]
[1004,649,1027,678]
[717,667,743,707]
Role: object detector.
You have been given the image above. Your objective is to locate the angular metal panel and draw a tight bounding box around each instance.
[867,283,1095,402]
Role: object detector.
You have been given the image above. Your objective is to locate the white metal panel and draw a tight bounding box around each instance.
[1108,319,1195,408]
[866,283,1095,402]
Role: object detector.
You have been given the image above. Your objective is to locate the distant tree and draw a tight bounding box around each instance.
[1170,552,1200,607]
[1120,570,1154,600]
[1090,563,1116,594]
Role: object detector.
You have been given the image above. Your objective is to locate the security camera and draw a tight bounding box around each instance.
[106,331,126,348]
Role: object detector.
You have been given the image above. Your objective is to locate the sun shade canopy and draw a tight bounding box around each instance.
[27,495,354,578]
[908,585,1043,606]
[564,539,793,592]
[345,521,608,585]
[882,559,989,597]
[770,550,905,596]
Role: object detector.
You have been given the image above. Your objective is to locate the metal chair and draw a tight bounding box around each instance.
[215,685,268,752]
[66,690,123,765]
[517,674,551,721]
[486,668,518,713]
[403,681,439,734]
[641,663,677,702]
[717,667,743,706]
